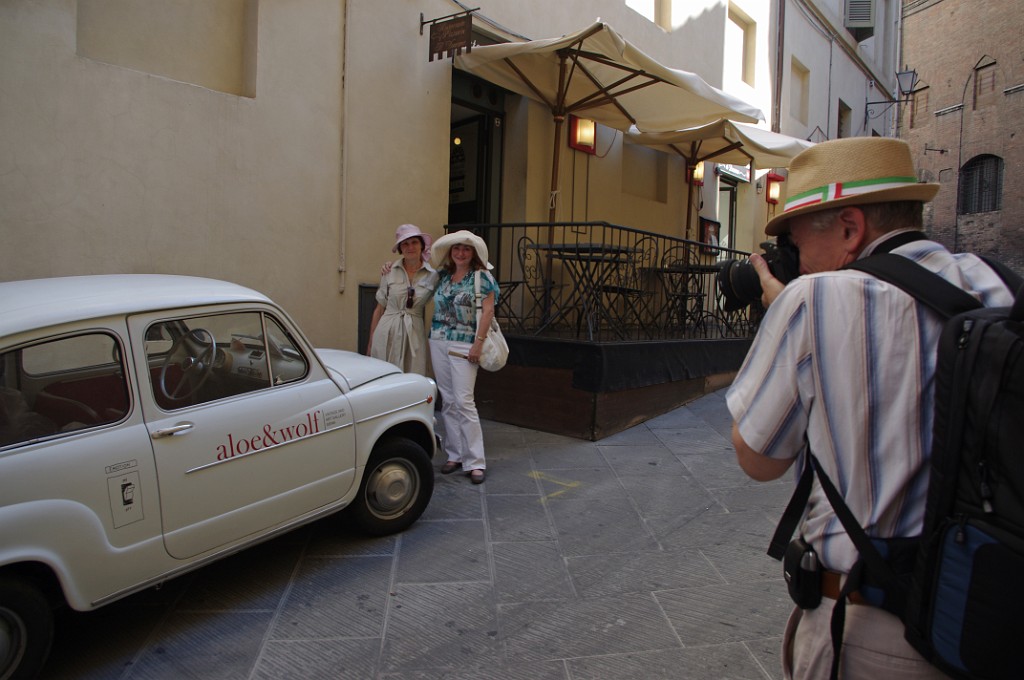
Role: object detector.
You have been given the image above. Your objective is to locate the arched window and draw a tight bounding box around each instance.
[958,155,1003,214]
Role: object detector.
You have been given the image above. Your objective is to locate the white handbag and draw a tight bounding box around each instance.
[474,271,508,372]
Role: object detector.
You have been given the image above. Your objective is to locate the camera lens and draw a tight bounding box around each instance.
[716,235,800,311]
[717,259,764,312]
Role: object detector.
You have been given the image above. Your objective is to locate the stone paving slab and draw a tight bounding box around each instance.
[40,389,792,680]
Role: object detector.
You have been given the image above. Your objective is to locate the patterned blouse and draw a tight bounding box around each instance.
[429,269,500,344]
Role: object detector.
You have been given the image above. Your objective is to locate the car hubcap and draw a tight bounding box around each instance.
[366,460,417,518]
[0,607,26,679]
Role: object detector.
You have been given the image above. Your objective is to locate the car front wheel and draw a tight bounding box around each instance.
[347,437,433,536]
[0,576,53,680]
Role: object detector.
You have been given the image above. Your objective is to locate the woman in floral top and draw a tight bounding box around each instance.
[428,231,499,485]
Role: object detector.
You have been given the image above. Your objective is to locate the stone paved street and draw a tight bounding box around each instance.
[42,388,795,680]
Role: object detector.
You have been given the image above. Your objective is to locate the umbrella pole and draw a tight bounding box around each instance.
[542,114,564,323]
[542,52,569,325]
[686,181,694,240]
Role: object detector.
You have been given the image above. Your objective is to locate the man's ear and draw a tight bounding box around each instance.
[836,206,868,255]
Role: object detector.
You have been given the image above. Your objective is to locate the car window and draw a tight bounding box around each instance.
[147,311,309,410]
[0,333,130,448]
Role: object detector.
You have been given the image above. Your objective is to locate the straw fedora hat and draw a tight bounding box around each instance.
[431,230,493,270]
[765,137,939,236]
[391,224,433,261]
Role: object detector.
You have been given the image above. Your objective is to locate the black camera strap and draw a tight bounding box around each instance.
[868,229,928,254]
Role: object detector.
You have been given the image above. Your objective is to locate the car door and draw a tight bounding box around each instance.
[128,306,357,560]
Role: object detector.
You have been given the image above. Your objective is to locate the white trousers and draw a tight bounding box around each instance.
[429,339,486,471]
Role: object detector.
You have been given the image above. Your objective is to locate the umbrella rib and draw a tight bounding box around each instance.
[698,141,745,162]
[563,55,648,125]
[504,57,556,111]
[575,50,671,86]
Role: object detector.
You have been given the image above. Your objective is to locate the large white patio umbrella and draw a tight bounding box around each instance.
[625,119,814,168]
[453,22,764,223]
[625,120,815,236]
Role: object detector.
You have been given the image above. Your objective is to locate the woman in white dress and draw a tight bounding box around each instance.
[366,224,439,374]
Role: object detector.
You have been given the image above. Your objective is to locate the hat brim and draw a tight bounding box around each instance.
[765,183,939,236]
[431,232,493,270]
[392,233,432,253]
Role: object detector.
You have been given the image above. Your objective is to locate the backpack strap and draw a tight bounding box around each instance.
[845,254,981,319]
[769,453,901,583]
[771,453,904,680]
[766,454,815,560]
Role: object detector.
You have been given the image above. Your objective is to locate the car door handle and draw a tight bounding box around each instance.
[151,423,195,439]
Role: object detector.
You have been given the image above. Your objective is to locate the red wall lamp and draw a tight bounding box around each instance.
[568,114,597,154]
[689,160,705,186]
[765,172,786,205]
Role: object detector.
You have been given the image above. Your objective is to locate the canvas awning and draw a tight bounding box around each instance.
[454,22,764,221]
[624,119,814,169]
[625,119,814,235]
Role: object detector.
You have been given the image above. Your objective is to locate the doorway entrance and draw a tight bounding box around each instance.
[717,179,738,253]
[449,71,504,225]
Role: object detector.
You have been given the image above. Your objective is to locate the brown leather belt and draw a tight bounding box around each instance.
[821,570,868,605]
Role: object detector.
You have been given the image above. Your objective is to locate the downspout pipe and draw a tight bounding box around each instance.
[773,0,785,133]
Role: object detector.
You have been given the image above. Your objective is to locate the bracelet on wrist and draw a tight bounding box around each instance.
[476,336,486,341]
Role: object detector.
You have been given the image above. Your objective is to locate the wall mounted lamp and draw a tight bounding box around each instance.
[865,68,919,120]
[568,115,596,154]
[689,160,705,186]
[765,172,785,205]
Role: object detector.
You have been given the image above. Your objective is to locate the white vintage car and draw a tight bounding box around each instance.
[0,275,437,678]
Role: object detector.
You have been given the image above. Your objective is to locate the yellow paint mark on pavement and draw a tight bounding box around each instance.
[528,470,582,499]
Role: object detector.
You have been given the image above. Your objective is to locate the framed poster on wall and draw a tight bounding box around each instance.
[699,217,720,255]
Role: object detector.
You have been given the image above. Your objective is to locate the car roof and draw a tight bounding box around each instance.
[0,275,273,338]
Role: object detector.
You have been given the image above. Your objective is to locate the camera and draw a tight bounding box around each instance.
[717,234,800,311]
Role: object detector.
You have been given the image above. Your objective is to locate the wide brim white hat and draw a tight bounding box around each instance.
[764,137,939,236]
[431,230,493,270]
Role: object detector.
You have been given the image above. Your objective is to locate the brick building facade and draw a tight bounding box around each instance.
[901,0,1024,274]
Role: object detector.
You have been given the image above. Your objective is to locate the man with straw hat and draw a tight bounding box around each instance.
[725,137,1015,679]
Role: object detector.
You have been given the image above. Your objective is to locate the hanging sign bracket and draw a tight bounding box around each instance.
[421,8,478,62]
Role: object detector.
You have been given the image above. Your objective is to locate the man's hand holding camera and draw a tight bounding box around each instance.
[749,253,787,307]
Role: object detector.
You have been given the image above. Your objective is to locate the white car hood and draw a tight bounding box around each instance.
[316,349,402,390]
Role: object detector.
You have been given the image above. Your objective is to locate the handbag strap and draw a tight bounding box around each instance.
[473,270,483,328]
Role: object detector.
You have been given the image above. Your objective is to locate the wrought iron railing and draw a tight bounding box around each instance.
[446,222,763,342]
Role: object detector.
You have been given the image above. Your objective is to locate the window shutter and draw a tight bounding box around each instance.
[845,0,874,28]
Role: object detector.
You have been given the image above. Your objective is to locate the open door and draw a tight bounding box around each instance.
[449,71,503,225]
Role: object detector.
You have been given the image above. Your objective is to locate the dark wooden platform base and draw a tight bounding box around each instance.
[473,337,750,440]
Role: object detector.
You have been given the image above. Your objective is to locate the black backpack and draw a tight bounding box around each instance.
[770,250,1024,680]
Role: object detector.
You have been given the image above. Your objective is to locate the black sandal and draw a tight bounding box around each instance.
[469,469,485,484]
[441,461,462,474]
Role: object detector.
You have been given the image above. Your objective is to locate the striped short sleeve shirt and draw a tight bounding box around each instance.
[726,238,1013,572]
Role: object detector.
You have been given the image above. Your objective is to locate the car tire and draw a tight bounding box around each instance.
[0,575,54,680]
[347,437,434,537]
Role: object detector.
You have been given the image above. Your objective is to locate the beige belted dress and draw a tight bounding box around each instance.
[369,260,439,374]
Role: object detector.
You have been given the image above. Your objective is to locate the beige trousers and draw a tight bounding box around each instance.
[782,598,952,680]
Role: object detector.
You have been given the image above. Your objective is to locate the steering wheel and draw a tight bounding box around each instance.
[159,328,217,402]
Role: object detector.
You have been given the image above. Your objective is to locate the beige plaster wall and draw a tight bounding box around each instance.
[2,0,798,351]
[1,0,345,347]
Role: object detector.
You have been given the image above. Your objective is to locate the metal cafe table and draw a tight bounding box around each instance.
[650,257,722,335]
[530,242,639,341]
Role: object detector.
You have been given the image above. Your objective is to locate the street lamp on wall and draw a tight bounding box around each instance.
[765,172,785,205]
[865,68,919,120]
[568,115,596,154]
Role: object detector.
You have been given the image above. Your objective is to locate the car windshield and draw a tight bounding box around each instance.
[146,311,308,410]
